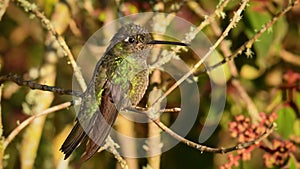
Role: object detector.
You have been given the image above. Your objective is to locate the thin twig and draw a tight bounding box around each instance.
[152,120,275,154]
[0,74,82,97]
[280,49,300,66]
[11,0,126,163]
[203,1,298,122]
[192,0,299,122]
[208,0,299,72]
[184,0,230,43]
[150,0,230,69]
[151,0,249,107]
[0,0,10,21]
[0,85,4,169]
[159,107,181,113]
[14,0,87,91]
[128,107,275,154]
[3,101,73,150]
[198,2,260,122]
[0,85,3,138]
[147,70,163,169]
[105,137,129,169]
[231,79,261,122]
[128,107,181,114]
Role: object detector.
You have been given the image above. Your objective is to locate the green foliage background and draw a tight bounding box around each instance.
[0,0,299,169]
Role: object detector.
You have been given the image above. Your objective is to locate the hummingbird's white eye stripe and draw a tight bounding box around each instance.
[124,36,129,42]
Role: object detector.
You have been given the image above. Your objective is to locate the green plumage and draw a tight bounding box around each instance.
[60,23,152,161]
[60,23,188,161]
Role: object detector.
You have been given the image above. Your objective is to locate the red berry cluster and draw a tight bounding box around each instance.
[283,70,300,87]
[262,139,296,168]
[228,112,277,142]
[221,112,295,169]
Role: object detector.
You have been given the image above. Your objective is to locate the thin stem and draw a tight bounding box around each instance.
[104,137,129,169]
[201,1,298,122]
[128,107,181,114]
[151,0,249,107]
[14,0,87,91]
[3,101,73,150]
[150,0,230,69]
[0,85,4,169]
[152,120,275,154]
[127,107,275,154]
[184,0,231,43]
[207,0,299,73]
[0,74,82,97]
[9,0,129,166]
[0,0,10,21]
[280,49,300,66]
[147,70,162,169]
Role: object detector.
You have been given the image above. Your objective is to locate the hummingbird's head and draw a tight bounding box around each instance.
[108,23,189,56]
[110,23,153,54]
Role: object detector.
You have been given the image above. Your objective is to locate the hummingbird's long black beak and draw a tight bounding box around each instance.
[148,40,190,46]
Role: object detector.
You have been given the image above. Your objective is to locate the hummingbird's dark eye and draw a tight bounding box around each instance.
[128,37,135,43]
[125,36,135,43]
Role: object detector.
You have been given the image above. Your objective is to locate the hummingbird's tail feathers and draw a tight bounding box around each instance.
[80,139,100,162]
[80,89,119,161]
[60,121,86,159]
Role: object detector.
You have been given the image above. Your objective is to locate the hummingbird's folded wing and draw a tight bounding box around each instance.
[60,81,120,161]
[80,87,119,161]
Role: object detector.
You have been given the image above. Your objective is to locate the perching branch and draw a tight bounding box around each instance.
[0,74,82,97]
[8,0,126,166]
[1,1,297,168]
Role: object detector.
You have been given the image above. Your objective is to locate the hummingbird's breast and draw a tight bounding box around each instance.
[100,49,149,108]
[128,68,149,105]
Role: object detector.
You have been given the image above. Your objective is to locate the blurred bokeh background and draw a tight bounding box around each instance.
[0,0,299,169]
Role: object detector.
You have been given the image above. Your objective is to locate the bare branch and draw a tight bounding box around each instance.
[0,0,9,21]
[0,74,82,97]
[127,107,275,154]
[13,0,87,91]
[3,101,73,150]
[151,0,249,107]
[0,85,4,169]
[280,49,300,66]
[154,120,275,154]
[208,0,299,72]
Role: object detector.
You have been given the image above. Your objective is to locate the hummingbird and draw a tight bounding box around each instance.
[60,23,189,161]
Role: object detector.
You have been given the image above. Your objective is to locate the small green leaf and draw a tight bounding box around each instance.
[272,17,288,52]
[288,156,297,169]
[240,64,261,79]
[276,107,296,139]
[294,119,300,136]
[245,8,273,68]
[295,92,300,110]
